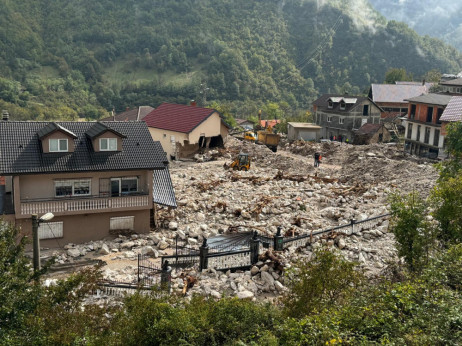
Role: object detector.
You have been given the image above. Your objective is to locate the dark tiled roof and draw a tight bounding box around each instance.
[371,84,428,103]
[143,103,229,133]
[313,94,379,112]
[405,93,452,106]
[0,121,168,175]
[440,96,462,122]
[356,123,383,136]
[101,106,155,121]
[440,78,462,86]
[37,122,78,139]
[85,122,126,139]
[152,167,177,208]
[381,112,406,122]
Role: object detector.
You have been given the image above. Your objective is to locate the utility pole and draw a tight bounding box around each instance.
[31,214,40,272]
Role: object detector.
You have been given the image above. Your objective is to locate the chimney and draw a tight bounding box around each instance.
[2,110,9,121]
[190,100,197,107]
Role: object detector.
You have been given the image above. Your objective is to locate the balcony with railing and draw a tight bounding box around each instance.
[19,193,150,218]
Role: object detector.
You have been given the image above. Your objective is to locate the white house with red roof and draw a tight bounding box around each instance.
[143,102,230,159]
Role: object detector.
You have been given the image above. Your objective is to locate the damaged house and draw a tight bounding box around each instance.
[144,103,231,160]
[0,120,176,247]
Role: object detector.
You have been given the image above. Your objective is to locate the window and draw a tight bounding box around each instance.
[110,216,135,231]
[100,138,117,151]
[38,221,63,239]
[340,101,346,110]
[363,105,369,116]
[339,118,344,124]
[407,124,413,139]
[437,108,444,124]
[49,139,68,152]
[327,116,332,122]
[416,125,421,142]
[424,127,430,144]
[163,134,166,138]
[434,129,440,146]
[410,104,416,119]
[426,107,433,123]
[328,100,333,109]
[111,177,138,196]
[55,179,91,197]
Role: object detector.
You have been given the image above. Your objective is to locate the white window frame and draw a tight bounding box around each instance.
[38,221,63,239]
[55,179,91,197]
[339,118,345,124]
[49,138,68,152]
[100,138,117,151]
[327,116,332,122]
[328,100,333,109]
[340,102,346,110]
[110,216,135,231]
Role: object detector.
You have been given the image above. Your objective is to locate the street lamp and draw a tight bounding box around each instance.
[31,212,54,272]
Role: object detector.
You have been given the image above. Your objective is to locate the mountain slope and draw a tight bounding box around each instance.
[0,0,461,119]
[369,0,462,52]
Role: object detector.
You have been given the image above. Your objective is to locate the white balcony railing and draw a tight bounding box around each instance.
[20,195,150,216]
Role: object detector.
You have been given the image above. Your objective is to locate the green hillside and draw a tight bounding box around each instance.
[0,0,461,120]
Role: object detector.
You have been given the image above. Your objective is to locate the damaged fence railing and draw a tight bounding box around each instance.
[160,213,390,273]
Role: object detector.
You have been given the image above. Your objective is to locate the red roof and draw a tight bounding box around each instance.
[143,103,217,133]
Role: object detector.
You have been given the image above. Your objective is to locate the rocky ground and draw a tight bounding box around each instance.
[42,137,439,301]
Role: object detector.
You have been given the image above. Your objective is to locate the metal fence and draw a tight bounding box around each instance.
[160,214,390,273]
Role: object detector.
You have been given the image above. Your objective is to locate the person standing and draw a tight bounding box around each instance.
[314,152,321,167]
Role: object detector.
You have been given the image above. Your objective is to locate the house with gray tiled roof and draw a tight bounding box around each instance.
[313,94,382,142]
[143,102,231,159]
[403,93,453,159]
[0,120,176,247]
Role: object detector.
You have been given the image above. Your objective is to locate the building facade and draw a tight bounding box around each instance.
[403,94,452,159]
[0,121,175,247]
[313,94,382,142]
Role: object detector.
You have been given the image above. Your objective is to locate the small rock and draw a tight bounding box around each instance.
[67,248,81,258]
[236,291,254,299]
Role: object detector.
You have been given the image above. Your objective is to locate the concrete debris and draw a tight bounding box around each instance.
[46,137,438,301]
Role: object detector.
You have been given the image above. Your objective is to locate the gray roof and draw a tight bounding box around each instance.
[152,167,177,208]
[85,122,126,139]
[101,106,155,122]
[440,96,462,122]
[313,94,382,113]
[0,121,168,175]
[440,78,462,86]
[37,122,78,139]
[405,93,453,106]
[370,83,428,103]
[288,122,321,129]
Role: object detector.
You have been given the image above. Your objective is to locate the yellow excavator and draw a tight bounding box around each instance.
[229,153,251,171]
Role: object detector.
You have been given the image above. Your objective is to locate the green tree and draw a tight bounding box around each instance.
[389,191,435,272]
[431,173,462,244]
[384,67,413,84]
[281,247,363,318]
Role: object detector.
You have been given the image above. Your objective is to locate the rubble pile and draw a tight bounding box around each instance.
[47,137,439,300]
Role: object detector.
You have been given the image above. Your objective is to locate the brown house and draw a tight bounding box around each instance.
[353,123,392,145]
[0,121,176,247]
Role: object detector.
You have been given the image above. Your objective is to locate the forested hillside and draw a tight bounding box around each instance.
[369,0,462,51]
[1,0,462,120]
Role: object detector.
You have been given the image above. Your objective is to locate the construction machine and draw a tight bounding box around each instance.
[243,131,257,142]
[255,110,280,152]
[229,153,251,171]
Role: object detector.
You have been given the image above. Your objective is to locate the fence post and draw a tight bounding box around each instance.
[137,254,141,283]
[350,219,356,235]
[250,231,260,265]
[161,260,172,292]
[274,226,284,251]
[199,238,209,271]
